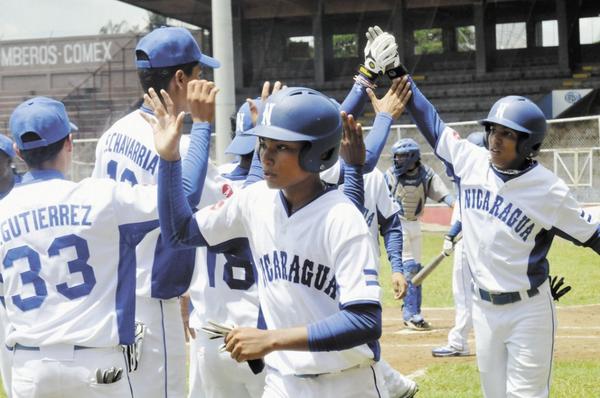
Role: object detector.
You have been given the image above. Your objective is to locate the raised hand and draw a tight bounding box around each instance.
[364,27,398,76]
[141,87,185,161]
[367,76,412,119]
[188,80,219,123]
[339,111,365,166]
[247,81,285,126]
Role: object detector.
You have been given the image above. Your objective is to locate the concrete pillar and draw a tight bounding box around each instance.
[474,0,491,75]
[392,0,407,67]
[556,0,579,72]
[211,0,236,165]
[313,0,325,84]
[232,0,244,89]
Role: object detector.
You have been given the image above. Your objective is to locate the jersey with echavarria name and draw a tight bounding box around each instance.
[0,174,157,348]
[92,109,232,298]
[436,127,598,293]
[195,181,381,376]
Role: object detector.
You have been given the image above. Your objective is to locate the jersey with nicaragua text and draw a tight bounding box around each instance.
[436,127,599,292]
[194,181,381,376]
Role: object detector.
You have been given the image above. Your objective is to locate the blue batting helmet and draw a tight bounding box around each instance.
[466,131,486,148]
[225,99,261,156]
[391,138,420,175]
[480,96,546,160]
[247,87,342,172]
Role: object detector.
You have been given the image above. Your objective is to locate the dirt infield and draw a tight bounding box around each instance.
[380,304,600,376]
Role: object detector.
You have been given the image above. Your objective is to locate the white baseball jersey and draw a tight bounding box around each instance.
[0,173,156,348]
[93,109,232,298]
[436,127,599,292]
[194,181,381,375]
[188,177,260,330]
[321,161,400,258]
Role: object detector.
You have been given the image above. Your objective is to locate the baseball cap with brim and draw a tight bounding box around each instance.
[135,27,220,69]
[225,135,256,155]
[0,135,15,158]
[10,97,78,150]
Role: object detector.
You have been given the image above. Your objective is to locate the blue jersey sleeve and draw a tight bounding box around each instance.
[378,213,403,273]
[405,76,447,149]
[307,303,382,352]
[447,220,462,239]
[182,122,211,205]
[341,164,364,209]
[243,150,263,187]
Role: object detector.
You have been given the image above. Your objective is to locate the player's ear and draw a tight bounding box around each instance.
[64,134,74,153]
[174,69,186,89]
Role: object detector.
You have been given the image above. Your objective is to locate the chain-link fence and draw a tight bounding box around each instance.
[70,115,600,205]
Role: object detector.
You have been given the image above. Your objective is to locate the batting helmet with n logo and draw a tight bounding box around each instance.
[246,87,342,172]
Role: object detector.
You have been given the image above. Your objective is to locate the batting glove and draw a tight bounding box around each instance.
[442,235,455,256]
[549,275,572,301]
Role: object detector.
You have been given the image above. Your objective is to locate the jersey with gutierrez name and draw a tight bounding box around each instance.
[195,181,381,376]
[188,177,260,330]
[384,164,450,221]
[436,127,599,293]
[0,177,156,348]
[92,109,232,298]
[321,161,400,262]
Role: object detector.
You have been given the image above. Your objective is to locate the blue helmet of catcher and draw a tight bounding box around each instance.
[480,96,546,161]
[391,138,420,175]
[466,131,486,148]
[247,87,342,172]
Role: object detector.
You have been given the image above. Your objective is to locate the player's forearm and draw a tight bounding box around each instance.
[182,122,211,206]
[405,76,447,149]
[307,303,382,352]
[158,159,208,248]
[363,112,393,173]
[243,149,263,187]
[441,194,455,207]
[447,220,462,239]
[380,214,403,273]
[342,164,365,208]
[340,82,368,117]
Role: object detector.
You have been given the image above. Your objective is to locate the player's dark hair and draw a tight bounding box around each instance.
[19,133,69,169]
[136,51,198,99]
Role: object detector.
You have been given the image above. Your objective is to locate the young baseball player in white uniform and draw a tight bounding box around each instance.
[149,86,388,397]
[384,139,454,330]
[1,97,162,398]
[92,27,226,398]
[432,131,485,357]
[404,76,600,397]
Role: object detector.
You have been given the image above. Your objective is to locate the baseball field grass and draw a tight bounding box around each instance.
[379,231,600,397]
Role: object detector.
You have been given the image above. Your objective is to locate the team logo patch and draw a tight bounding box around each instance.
[222,184,233,198]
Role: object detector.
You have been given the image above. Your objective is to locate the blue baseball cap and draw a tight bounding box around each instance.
[0,135,15,158]
[9,97,78,150]
[225,100,261,155]
[135,27,220,69]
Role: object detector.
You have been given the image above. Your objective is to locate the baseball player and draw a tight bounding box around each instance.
[149,86,388,397]
[0,133,19,397]
[1,97,162,398]
[384,138,455,330]
[91,27,226,398]
[403,75,600,397]
[432,131,485,357]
